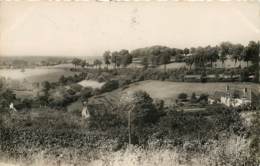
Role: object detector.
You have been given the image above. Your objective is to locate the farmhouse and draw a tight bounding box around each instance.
[209,85,252,107]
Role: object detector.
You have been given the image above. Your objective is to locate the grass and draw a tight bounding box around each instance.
[0,67,77,83]
[96,80,259,106]
[126,80,258,99]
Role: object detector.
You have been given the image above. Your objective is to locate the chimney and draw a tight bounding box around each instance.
[225,85,231,97]
[244,88,247,98]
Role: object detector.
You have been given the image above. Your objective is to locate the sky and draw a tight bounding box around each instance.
[0,1,260,57]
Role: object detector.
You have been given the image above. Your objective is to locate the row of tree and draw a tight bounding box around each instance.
[72,41,259,73]
[185,41,260,70]
[103,49,133,68]
[71,58,103,69]
[72,49,133,70]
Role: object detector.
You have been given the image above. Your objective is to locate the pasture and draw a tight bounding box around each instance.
[125,80,258,99]
[115,80,259,106]
[86,80,259,107]
[0,67,77,83]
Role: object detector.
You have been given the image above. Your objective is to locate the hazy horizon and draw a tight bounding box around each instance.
[0,1,259,57]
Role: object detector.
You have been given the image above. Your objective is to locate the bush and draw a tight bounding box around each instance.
[101,80,119,93]
[22,98,33,109]
[178,93,188,100]
[80,87,93,100]
[190,92,197,103]
[70,83,83,92]
[198,93,208,103]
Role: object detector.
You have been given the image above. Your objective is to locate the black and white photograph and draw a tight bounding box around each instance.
[0,1,260,165]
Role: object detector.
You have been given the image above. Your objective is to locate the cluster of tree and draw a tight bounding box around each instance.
[103,49,133,69]
[71,58,103,69]
[177,92,208,104]
[88,90,162,145]
[185,41,259,70]
[132,46,177,72]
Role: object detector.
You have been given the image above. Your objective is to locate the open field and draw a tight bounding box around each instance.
[125,80,259,99]
[0,67,77,83]
[95,80,259,106]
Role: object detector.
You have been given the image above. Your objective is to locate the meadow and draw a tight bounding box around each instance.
[0,67,77,83]
[100,80,259,106]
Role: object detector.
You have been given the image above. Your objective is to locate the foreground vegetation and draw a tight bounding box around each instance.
[0,40,260,165]
[0,97,259,165]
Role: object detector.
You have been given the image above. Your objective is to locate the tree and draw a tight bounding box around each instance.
[59,75,67,85]
[2,89,16,103]
[219,53,227,68]
[230,44,244,67]
[93,59,102,69]
[220,42,232,55]
[141,57,149,69]
[160,47,172,73]
[178,93,188,100]
[176,49,184,55]
[242,46,251,67]
[190,92,197,103]
[247,41,260,82]
[111,51,120,69]
[42,81,51,93]
[119,49,132,67]
[190,47,196,54]
[194,47,207,69]
[185,56,194,70]
[72,58,81,69]
[100,80,119,93]
[103,51,111,68]
[206,46,219,68]
[160,54,171,73]
[219,42,233,67]
[129,90,159,144]
[183,48,190,55]
[150,54,159,67]
[80,60,87,69]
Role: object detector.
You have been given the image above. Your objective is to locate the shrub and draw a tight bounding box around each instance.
[101,80,119,93]
[97,75,106,82]
[70,83,83,92]
[80,87,93,100]
[190,92,197,103]
[178,93,188,100]
[22,98,33,109]
[198,93,208,102]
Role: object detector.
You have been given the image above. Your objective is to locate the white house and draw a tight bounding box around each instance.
[222,86,251,107]
[209,85,252,108]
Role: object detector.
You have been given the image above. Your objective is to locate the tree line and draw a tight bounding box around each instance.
[72,41,259,74]
[185,41,259,70]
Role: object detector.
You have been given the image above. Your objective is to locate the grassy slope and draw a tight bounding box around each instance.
[91,80,259,106]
